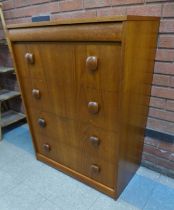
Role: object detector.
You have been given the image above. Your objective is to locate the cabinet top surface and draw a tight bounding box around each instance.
[7,15,160,30]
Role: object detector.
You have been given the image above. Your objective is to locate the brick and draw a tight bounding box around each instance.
[52,10,97,20]
[144,144,171,159]
[156,49,174,62]
[162,3,174,17]
[127,5,162,16]
[4,2,59,19]
[166,100,174,112]
[159,141,174,153]
[158,35,174,48]
[146,0,168,2]
[142,152,157,164]
[84,0,111,9]
[2,0,15,10]
[150,97,166,109]
[151,86,174,100]
[171,77,174,87]
[149,108,174,122]
[160,20,174,33]
[14,0,50,8]
[157,158,174,170]
[147,117,174,135]
[6,17,31,25]
[154,62,174,75]
[143,144,157,155]
[152,74,170,87]
[14,0,31,8]
[169,153,174,161]
[97,6,126,17]
[144,136,160,147]
[59,0,83,12]
[111,0,144,6]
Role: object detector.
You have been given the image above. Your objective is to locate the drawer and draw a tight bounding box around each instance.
[36,134,116,188]
[53,85,119,132]
[30,110,119,163]
[13,42,121,92]
[27,86,118,133]
[21,78,53,113]
[14,44,46,79]
[21,79,119,132]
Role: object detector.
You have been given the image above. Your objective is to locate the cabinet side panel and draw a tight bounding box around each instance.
[117,20,159,195]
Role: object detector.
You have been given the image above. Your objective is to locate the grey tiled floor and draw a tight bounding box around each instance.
[0,123,174,210]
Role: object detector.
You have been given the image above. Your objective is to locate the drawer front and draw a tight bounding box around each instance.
[36,134,116,188]
[21,78,53,113]
[14,44,46,79]
[21,79,119,132]
[30,110,118,163]
[13,42,121,92]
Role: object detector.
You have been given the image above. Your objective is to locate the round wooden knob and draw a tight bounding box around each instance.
[88,102,99,114]
[32,89,41,99]
[25,53,34,64]
[90,164,100,174]
[88,136,100,146]
[86,56,98,71]
[38,118,46,128]
[42,143,51,152]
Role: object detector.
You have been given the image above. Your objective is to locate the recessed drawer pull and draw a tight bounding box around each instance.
[32,89,41,99]
[25,53,35,64]
[42,143,51,152]
[91,164,100,174]
[86,56,98,71]
[38,118,46,128]
[89,136,100,146]
[88,101,99,114]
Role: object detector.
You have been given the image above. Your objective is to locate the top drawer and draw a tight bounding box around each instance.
[9,23,122,42]
[13,42,121,92]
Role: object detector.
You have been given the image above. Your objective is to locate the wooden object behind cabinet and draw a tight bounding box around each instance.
[7,16,160,199]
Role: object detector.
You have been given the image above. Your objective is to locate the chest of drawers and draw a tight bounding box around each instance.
[8,15,159,198]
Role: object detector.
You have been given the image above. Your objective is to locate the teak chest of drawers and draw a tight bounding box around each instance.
[7,15,159,198]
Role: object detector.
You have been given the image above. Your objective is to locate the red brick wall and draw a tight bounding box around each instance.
[0,0,174,177]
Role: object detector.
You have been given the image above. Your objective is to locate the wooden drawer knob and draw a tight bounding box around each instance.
[86,56,98,71]
[38,118,46,128]
[32,89,41,99]
[42,143,51,152]
[88,102,99,114]
[89,136,100,146]
[25,53,34,64]
[91,164,100,173]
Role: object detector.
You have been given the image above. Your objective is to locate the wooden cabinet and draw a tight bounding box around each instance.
[7,16,159,198]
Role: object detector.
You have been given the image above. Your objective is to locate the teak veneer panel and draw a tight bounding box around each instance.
[8,16,160,199]
[29,110,119,163]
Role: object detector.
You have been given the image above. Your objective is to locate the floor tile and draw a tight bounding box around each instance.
[37,199,62,210]
[89,195,140,210]
[23,163,66,198]
[144,184,174,210]
[0,141,22,168]
[0,170,20,197]
[4,124,28,140]
[0,182,45,210]
[49,177,100,210]
[137,166,160,181]
[1,151,41,183]
[120,174,158,209]
[158,174,174,189]
[4,128,34,155]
